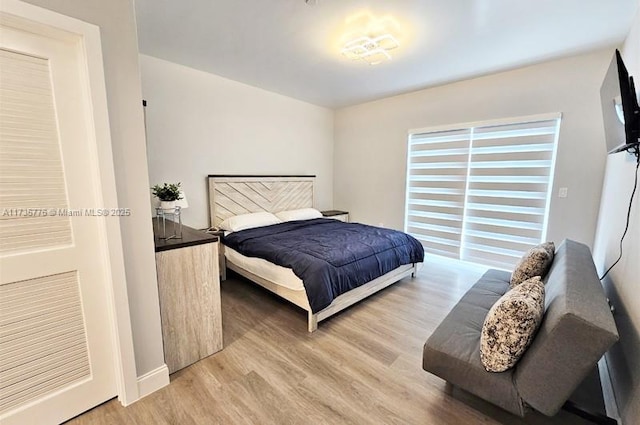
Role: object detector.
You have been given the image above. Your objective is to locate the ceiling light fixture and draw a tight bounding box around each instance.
[341,33,399,65]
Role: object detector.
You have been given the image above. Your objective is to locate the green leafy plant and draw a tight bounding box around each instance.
[151,182,183,201]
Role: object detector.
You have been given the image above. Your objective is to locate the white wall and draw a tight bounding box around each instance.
[593,8,640,424]
[23,0,165,378]
[140,55,334,229]
[334,49,614,250]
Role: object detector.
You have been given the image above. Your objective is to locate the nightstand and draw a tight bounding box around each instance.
[321,210,349,222]
[153,219,223,373]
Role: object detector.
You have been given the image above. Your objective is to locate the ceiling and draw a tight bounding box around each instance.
[134,0,638,109]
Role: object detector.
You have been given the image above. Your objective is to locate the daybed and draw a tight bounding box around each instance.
[422,239,618,418]
[208,175,424,332]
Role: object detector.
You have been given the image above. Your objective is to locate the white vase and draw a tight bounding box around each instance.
[160,200,176,212]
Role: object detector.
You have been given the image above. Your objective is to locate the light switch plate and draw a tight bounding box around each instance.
[558,187,568,198]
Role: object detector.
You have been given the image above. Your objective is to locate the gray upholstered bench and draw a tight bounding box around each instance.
[422,239,618,419]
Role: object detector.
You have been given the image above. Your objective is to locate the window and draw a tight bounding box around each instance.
[405,114,561,269]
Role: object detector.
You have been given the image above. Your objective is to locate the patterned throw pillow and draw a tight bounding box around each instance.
[539,241,555,259]
[510,242,555,288]
[480,276,545,372]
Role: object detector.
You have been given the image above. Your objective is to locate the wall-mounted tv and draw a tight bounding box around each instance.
[600,50,640,155]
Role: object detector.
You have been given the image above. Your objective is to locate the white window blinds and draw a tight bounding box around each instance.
[406,115,560,269]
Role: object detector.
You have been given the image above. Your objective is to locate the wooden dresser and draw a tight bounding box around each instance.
[153,218,223,373]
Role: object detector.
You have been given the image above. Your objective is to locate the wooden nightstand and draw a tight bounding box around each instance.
[321,210,349,222]
[153,219,223,373]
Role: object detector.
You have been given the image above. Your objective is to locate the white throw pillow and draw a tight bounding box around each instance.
[219,212,281,232]
[275,208,323,222]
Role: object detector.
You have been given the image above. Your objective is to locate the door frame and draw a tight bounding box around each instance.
[1,0,140,405]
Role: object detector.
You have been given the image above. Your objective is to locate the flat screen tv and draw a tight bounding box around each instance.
[600,50,640,154]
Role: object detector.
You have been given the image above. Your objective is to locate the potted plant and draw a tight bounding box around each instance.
[151,182,183,211]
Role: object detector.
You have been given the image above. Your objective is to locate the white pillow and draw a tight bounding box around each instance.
[275,208,323,222]
[219,212,281,232]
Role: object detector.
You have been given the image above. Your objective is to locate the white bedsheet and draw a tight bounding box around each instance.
[224,246,305,292]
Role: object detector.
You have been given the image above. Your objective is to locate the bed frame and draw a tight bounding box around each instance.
[208,175,418,332]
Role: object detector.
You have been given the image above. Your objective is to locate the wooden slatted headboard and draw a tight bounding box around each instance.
[207,175,315,227]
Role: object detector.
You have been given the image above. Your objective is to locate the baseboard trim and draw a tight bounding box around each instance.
[599,355,622,423]
[136,364,170,400]
[563,401,618,425]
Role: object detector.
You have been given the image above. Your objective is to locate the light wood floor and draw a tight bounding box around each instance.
[67,258,593,425]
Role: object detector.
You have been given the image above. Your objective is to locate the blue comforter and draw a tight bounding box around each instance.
[223,218,424,313]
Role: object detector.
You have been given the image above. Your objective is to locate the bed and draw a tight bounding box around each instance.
[208,175,424,332]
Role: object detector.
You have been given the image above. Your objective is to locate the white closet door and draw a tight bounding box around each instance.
[0,15,117,425]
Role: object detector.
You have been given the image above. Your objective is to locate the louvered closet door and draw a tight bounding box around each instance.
[0,17,117,425]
